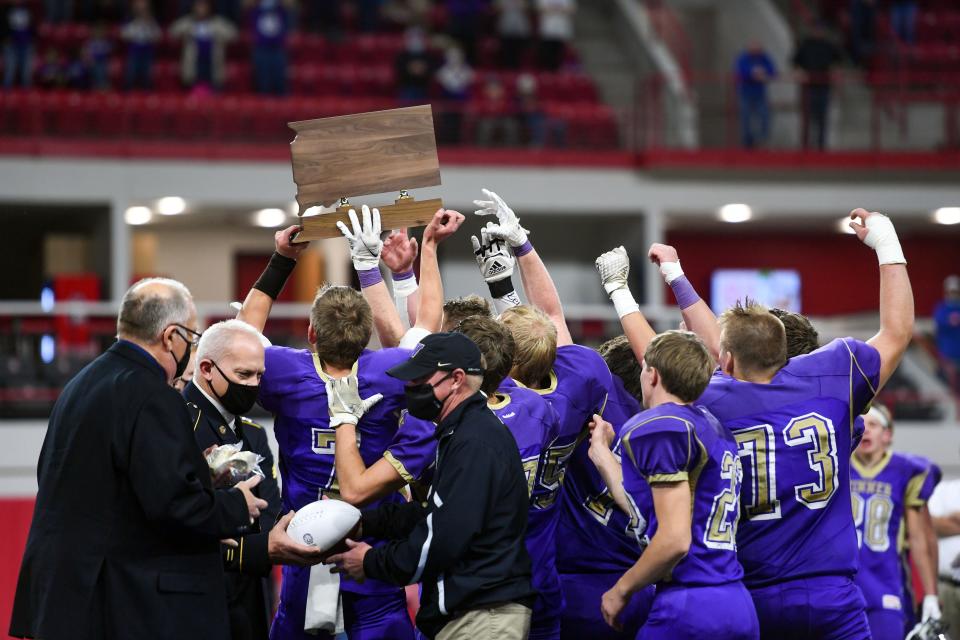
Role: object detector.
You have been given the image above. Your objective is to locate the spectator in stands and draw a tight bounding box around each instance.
[170,0,237,93]
[476,76,519,146]
[935,275,960,381]
[791,22,842,150]
[447,0,485,65]
[497,0,531,69]
[44,0,72,24]
[734,42,776,149]
[515,72,564,147]
[122,0,162,91]
[84,23,112,90]
[849,0,877,66]
[66,47,93,90]
[247,0,292,96]
[436,45,474,144]
[2,0,35,90]
[537,0,574,71]
[36,47,67,89]
[395,27,433,102]
[891,0,918,45]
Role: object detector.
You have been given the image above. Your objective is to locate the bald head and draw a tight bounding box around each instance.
[117,277,195,343]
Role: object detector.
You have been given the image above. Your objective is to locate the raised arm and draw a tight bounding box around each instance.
[471,224,522,314]
[849,209,914,389]
[381,230,421,329]
[474,188,573,345]
[648,243,720,361]
[236,225,308,332]
[595,246,656,362]
[414,209,465,335]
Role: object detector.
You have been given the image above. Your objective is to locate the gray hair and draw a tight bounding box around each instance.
[117,277,194,343]
[197,319,266,363]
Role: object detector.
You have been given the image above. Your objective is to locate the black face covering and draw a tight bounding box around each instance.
[404,374,452,421]
[212,362,260,415]
[171,331,192,380]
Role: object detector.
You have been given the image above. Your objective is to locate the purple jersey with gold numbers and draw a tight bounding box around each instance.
[492,385,562,621]
[621,402,745,586]
[851,451,939,615]
[557,375,644,575]
[698,338,881,588]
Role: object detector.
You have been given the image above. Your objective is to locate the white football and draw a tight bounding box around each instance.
[287,500,361,551]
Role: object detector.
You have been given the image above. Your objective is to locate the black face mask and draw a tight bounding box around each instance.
[212,362,260,415]
[171,331,192,380]
[404,374,453,421]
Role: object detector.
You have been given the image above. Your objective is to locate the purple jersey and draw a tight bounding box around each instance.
[259,346,435,598]
[557,375,644,575]
[851,451,935,615]
[621,403,745,587]
[249,2,288,47]
[698,337,882,588]
[492,385,562,620]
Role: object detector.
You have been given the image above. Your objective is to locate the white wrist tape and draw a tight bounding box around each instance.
[493,291,522,315]
[659,261,684,285]
[610,288,640,319]
[393,275,418,297]
[864,215,906,265]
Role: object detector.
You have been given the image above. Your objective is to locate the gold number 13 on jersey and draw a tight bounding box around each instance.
[734,412,839,522]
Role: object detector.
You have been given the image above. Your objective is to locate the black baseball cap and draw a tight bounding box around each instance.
[386,332,484,381]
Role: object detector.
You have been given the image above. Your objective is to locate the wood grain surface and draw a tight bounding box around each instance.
[294,197,444,241]
[289,105,441,210]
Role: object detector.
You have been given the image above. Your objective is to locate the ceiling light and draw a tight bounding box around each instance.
[718,203,752,223]
[156,196,186,216]
[933,207,960,225]
[837,217,856,234]
[125,206,152,225]
[255,208,287,228]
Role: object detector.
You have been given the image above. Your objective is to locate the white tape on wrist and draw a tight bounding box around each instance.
[493,292,522,315]
[864,215,906,265]
[659,261,684,285]
[610,288,640,319]
[393,275,418,297]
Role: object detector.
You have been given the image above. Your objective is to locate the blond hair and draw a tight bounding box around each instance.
[644,330,714,403]
[499,305,557,387]
[456,316,515,395]
[719,299,787,375]
[310,285,372,368]
[442,295,493,332]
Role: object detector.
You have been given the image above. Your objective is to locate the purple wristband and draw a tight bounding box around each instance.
[357,267,383,289]
[513,240,533,257]
[391,269,415,281]
[669,275,701,310]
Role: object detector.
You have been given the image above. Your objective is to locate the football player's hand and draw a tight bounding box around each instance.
[325,375,383,427]
[849,208,906,265]
[473,188,529,248]
[595,246,630,296]
[922,594,942,621]
[600,584,628,631]
[336,205,383,271]
[381,229,419,274]
[588,414,616,450]
[648,243,684,284]
[268,511,326,567]
[235,475,268,523]
[328,539,372,582]
[275,224,308,259]
[423,208,465,244]
[472,223,515,283]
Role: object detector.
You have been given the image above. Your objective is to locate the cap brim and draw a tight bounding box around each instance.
[386,359,439,381]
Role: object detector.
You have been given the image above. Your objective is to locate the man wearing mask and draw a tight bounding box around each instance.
[327,332,536,640]
[10,278,266,640]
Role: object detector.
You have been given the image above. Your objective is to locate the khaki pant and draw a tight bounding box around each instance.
[436,602,532,640]
[939,578,960,637]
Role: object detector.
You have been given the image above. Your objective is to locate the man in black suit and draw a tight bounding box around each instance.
[186,319,282,640]
[10,278,268,640]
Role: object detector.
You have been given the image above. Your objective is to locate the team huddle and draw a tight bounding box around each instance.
[10,188,938,640]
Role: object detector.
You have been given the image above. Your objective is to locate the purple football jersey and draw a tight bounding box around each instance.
[258,346,435,598]
[621,402,745,586]
[697,337,882,588]
[492,385,563,620]
[557,375,644,575]
[851,451,936,615]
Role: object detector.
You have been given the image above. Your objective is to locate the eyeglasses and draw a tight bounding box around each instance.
[172,323,203,346]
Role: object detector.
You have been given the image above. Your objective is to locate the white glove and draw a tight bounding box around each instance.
[471,223,515,283]
[336,205,382,271]
[595,246,630,295]
[922,594,941,621]
[473,188,529,248]
[325,375,383,427]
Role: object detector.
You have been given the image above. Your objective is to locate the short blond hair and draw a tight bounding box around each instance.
[499,305,557,387]
[719,299,787,375]
[644,330,714,402]
[442,295,493,331]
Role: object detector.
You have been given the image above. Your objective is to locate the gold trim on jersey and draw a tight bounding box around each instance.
[312,353,359,382]
[621,414,695,470]
[905,470,929,508]
[487,392,512,410]
[647,472,689,483]
[851,449,893,479]
[514,370,559,396]
[384,451,415,484]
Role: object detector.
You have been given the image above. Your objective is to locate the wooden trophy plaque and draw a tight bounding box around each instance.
[289,104,443,241]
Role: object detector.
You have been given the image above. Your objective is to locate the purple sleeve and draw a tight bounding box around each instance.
[383,412,437,484]
[842,338,882,413]
[622,416,693,483]
[557,344,613,414]
[852,415,865,449]
[803,338,881,414]
[258,346,296,414]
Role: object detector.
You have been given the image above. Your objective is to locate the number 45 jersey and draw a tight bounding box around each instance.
[697,338,882,588]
